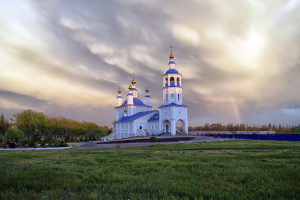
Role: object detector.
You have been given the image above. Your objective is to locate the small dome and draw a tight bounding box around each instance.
[131,78,136,85]
[118,85,121,94]
[166,69,179,74]
[131,72,136,85]
[120,98,146,107]
[128,84,132,91]
[168,61,175,65]
[145,87,149,93]
[145,94,150,98]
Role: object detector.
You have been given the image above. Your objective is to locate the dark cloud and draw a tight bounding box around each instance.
[0,0,299,126]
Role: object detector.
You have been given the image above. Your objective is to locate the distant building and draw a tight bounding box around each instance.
[104,47,188,140]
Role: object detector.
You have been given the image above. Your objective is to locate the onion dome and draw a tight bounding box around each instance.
[131,72,136,86]
[118,84,121,94]
[128,84,132,91]
[145,87,149,93]
[166,69,179,74]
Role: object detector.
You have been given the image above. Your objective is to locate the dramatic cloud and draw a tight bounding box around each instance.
[0,0,300,125]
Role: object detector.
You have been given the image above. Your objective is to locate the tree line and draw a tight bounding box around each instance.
[0,109,111,143]
[188,123,300,132]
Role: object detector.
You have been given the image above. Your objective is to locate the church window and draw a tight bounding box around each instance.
[178,94,180,101]
[166,92,168,102]
[177,77,180,86]
[139,126,142,129]
[170,77,175,86]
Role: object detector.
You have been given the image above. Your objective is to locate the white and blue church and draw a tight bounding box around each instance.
[104,48,188,140]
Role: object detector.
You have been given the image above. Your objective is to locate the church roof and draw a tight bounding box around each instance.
[116,97,148,108]
[116,110,156,122]
[148,113,159,122]
[158,102,188,108]
[165,69,179,74]
[168,61,176,65]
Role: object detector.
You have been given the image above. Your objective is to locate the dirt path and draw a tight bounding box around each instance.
[71,136,236,149]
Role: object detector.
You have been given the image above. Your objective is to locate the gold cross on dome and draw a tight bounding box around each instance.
[132,72,135,78]
[170,45,173,52]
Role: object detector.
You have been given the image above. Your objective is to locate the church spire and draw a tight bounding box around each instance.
[169,45,174,60]
[116,84,123,107]
[128,84,132,91]
[131,72,136,86]
[118,84,121,94]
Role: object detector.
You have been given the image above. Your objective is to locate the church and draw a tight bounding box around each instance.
[104,47,188,141]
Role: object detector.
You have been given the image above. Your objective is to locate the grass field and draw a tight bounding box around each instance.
[0,140,299,199]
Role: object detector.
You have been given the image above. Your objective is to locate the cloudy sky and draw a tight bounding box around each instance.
[1,0,300,126]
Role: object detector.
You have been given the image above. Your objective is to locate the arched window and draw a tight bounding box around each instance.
[166,92,168,102]
[178,94,180,101]
[177,77,180,86]
[165,77,168,87]
[170,77,175,86]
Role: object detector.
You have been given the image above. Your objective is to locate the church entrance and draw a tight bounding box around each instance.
[176,119,184,134]
[162,120,171,133]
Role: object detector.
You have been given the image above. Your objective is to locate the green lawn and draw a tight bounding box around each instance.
[0,140,299,200]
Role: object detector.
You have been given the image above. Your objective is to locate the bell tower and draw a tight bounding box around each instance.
[162,45,183,105]
[159,46,188,136]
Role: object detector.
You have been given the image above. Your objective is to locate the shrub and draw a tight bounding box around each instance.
[150,136,157,142]
[1,142,7,148]
[60,142,68,147]
[29,139,36,148]
[40,140,46,147]
[4,128,24,143]
[8,142,16,148]
[60,141,68,147]
[21,139,28,147]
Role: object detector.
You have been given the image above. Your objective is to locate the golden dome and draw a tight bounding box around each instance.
[145,87,149,93]
[128,84,132,91]
[118,84,121,94]
[124,108,127,114]
[131,72,136,85]
[169,45,174,60]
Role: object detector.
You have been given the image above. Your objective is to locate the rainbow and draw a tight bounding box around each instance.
[232,103,242,124]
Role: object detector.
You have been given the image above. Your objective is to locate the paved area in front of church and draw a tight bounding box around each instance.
[71,136,237,149]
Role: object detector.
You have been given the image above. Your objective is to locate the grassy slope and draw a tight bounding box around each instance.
[0,140,299,200]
